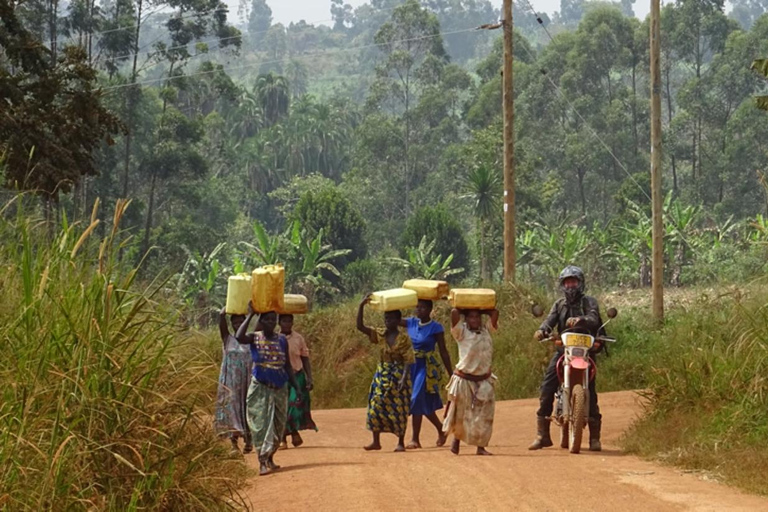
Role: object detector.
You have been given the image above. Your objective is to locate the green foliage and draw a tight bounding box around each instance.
[401,204,470,279]
[389,235,465,280]
[292,185,367,267]
[622,289,768,494]
[0,2,121,200]
[0,198,247,509]
[340,258,384,297]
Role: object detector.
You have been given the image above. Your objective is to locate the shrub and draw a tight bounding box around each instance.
[400,204,469,280]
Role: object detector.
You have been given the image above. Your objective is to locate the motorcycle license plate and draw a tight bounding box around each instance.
[564,334,592,347]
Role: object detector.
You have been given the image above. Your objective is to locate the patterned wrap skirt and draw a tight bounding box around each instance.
[285,369,318,435]
[442,373,496,447]
[247,378,289,460]
[213,338,252,441]
[366,362,411,436]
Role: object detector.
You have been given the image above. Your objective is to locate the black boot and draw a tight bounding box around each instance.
[528,416,553,450]
[589,419,602,452]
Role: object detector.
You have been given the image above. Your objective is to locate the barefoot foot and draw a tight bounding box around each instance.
[363,442,382,451]
[291,434,304,448]
[436,432,448,447]
[451,439,460,455]
[394,444,406,452]
[476,447,493,456]
[406,441,421,450]
[278,441,288,450]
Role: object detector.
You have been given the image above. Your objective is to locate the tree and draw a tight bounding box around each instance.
[0,2,121,208]
[248,0,272,47]
[369,0,447,214]
[401,204,469,279]
[285,59,309,98]
[463,166,501,281]
[255,72,290,125]
[292,185,368,268]
[140,109,207,256]
[261,23,287,72]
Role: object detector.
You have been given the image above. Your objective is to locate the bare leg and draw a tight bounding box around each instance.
[426,412,447,446]
[244,431,253,454]
[364,431,382,451]
[395,434,406,452]
[476,446,492,456]
[451,438,460,455]
[407,415,423,449]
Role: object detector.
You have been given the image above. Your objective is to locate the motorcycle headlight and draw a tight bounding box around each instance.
[571,348,586,358]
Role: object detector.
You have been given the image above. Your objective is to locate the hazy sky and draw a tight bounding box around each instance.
[256,0,653,26]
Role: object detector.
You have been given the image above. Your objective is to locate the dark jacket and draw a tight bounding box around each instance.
[539,295,605,338]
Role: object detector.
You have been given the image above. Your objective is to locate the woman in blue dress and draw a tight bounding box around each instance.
[403,299,453,449]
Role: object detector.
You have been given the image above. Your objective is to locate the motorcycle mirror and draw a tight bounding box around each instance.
[531,304,544,318]
[607,307,618,319]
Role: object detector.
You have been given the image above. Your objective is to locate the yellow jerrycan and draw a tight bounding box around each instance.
[251,264,286,313]
[402,279,450,301]
[279,294,309,315]
[449,288,496,310]
[369,288,418,312]
[225,274,252,315]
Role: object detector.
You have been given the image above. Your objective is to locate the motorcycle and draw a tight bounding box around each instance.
[532,306,618,454]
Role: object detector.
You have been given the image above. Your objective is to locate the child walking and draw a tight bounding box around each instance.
[280,314,317,449]
[236,303,298,476]
[357,293,414,452]
[443,307,499,456]
[214,307,253,454]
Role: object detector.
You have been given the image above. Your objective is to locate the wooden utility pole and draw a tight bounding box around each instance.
[502,0,516,282]
[650,0,664,322]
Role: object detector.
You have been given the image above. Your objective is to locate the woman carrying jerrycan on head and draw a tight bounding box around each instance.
[357,292,414,452]
[399,298,453,449]
[236,301,299,476]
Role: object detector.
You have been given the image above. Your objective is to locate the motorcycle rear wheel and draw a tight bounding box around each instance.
[569,384,586,454]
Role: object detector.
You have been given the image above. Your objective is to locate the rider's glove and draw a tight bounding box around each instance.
[566,316,582,328]
[534,330,547,341]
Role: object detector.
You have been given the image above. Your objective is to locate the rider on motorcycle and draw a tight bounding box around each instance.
[529,266,606,452]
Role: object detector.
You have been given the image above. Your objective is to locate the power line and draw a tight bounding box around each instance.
[516,0,711,257]
[102,25,485,92]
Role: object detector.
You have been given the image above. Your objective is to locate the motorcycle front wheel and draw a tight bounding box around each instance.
[569,384,586,454]
[560,421,569,449]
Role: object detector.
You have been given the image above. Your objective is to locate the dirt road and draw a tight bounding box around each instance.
[244,391,768,511]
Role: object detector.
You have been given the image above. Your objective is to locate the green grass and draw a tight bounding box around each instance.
[0,197,248,510]
[619,285,768,495]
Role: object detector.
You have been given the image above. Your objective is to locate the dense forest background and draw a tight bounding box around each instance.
[3,0,768,312]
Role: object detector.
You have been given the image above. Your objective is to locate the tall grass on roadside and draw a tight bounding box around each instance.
[621,286,768,494]
[0,197,247,510]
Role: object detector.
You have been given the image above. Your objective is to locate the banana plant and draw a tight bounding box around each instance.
[285,221,351,302]
[239,220,286,267]
[388,236,465,280]
[174,242,228,320]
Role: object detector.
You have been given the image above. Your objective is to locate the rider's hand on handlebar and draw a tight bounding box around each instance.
[534,330,547,341]
[566,316,582,328]
[554,338,563,347]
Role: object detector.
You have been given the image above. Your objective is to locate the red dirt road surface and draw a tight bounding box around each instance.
[244,391,768,511]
